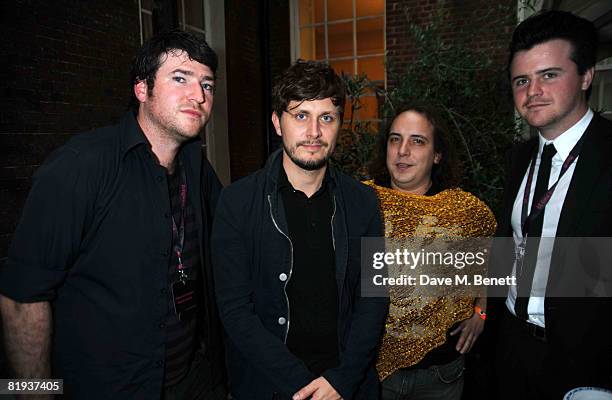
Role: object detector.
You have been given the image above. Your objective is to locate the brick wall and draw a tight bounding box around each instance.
[386,0,517,89]
[0,0,140,259]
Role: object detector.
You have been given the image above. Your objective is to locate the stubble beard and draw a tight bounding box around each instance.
[283,140,333,171]
[147,92,206,143]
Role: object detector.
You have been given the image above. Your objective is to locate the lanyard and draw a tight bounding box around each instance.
[171,166,188,283]
[520,136,584,237]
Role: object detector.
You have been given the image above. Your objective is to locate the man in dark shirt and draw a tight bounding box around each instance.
[0,30,226,399]
[212,60,388,400]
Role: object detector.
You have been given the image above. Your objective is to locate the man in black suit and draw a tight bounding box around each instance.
[493,10,612,400]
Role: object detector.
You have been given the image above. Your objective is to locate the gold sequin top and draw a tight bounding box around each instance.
[363,181,497,380]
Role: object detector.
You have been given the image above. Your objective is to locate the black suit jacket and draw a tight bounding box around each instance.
[493,112,612,390]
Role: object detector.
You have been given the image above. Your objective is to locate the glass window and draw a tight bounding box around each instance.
[292,0,385,122]
[139,0,207,42]
[140,0,154,42]
[590,57,612,120]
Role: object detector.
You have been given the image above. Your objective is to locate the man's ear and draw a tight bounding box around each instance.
[434,152,442,164]
[271,112,282,137]
[134,80,148,103]
[581,67,595,91]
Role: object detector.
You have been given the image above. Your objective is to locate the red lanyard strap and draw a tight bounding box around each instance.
[520,135,584,237]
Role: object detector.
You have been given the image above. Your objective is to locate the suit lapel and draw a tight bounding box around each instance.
[556,115,607,237]
[500,139,537,236]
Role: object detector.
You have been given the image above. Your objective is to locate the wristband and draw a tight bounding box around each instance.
[475,306,486,320]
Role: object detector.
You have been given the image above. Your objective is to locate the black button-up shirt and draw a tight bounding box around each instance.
[278,166,339,375]
[0,114,210,399]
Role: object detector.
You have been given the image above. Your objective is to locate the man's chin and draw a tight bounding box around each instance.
[291,156,328,171]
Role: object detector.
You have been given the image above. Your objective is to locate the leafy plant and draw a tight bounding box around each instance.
[332,4,530,212]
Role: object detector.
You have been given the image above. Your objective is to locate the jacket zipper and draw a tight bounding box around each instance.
[331,195,337,251]
[267,194,294,343]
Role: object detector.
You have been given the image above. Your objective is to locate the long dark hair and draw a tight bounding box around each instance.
[369,102,461,190]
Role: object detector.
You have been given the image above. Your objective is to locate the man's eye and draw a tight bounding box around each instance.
[295,113,307,121]
[543,72,557,79]
[321,115,336,123]
[202,82,215,93]
[515,78,528,87]
[388,136,400,143]
[173,76,186,83]
[412,137,425,145]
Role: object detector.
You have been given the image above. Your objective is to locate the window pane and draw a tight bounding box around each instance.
[299,0,324,26]
[184,0,205,29]
[342,98,354,125]
[357,17,384,56]
[300,27,325,60]
[356,0,384,17]
[358,56,384,82]
[143,13,154,40]
[328,22,353,59]
[356,95,379,120]
[328,0,352,21]
[330,58,354,77]
[603,73,612,112]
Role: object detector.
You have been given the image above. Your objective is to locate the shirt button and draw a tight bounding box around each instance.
[278,317,286,325]
[162,250,169,257]
[156,176,163,182]
[164,212,170,218]
[279,273,287,282]
[159,322,166,329]
[160,288,166,294]
[156,360,163,367]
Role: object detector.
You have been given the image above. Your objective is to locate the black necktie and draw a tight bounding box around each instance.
[515,143,557,321]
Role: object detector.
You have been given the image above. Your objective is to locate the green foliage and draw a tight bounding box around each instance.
[330,73,380,180]
[333,4,526,212]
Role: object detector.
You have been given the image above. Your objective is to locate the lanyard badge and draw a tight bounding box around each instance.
[516,136,584,273]
[169,167,197,321]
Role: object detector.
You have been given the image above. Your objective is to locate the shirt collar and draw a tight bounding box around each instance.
[538,108,593,160]
[278,163,331,194]
[120,112,148,157]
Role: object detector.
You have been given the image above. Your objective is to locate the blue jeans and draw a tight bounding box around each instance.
[381,355,465,400]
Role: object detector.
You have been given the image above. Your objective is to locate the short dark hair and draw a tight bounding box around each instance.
[369,102,460,190]
[508,10,598,95]
[129,29,218,112]
[271,59,346,119]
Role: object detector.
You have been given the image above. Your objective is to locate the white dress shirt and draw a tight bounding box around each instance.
[506,109,593,327]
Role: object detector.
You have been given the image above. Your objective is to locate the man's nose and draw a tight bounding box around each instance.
[527,79,542,98]
[398,140,410,156]
[189,82,205,104]
[306,118,322,138]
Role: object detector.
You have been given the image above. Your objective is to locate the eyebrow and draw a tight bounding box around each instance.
[389,132,428,138]
[171,68,215,81]
[287,109,339,116]
[511,67,563,83]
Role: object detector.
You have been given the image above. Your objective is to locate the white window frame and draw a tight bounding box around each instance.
[136,0,230,184]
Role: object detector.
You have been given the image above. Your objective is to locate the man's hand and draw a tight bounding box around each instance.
[450,311,485,354]
[293,377,342,400]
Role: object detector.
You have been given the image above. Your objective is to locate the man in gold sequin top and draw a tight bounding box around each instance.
[366,103,496,400]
